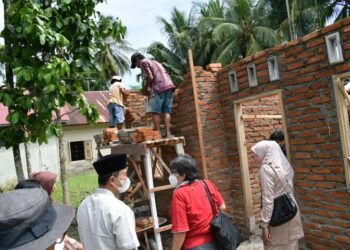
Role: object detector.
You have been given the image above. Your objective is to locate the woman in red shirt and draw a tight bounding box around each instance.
[169,154,226,250]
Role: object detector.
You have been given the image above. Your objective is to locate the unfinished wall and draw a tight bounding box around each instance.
[216,17,350,248]
[124,91,148,128]
[242,95,283,224]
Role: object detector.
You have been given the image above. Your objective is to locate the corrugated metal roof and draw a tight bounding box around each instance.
[0,91,109,126]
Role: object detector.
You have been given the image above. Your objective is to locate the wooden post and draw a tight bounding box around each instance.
[188,49,208,179]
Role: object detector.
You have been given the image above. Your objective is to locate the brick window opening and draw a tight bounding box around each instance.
[229,70,238,93]
[69,140,93,161]
[325,32,344,64]
[267,56,280,81]
[247,63,258,87]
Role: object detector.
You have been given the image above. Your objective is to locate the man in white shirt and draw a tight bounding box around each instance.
[77,154,140,250]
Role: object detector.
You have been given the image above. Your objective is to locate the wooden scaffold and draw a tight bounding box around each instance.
[97,136,185,250]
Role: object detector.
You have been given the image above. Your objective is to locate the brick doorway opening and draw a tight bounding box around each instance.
[233,90,290,230]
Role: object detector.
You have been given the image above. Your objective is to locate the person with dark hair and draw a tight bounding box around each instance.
[77,154,139,250]
[0,188,73,250]
[269,130,287,156]
[131,52,175,137]
[108,75,128,129]
[15,179,41,189]
[169,154,226,250]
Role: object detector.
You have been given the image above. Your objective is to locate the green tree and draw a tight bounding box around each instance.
[147,8,194,84]
[209,0,277,65]
[92,16,134,90]
[0,0,126,202]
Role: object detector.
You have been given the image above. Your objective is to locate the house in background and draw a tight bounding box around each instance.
[0,91,130,187]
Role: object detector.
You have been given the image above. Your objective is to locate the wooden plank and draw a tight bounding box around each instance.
[151,148,171,174]
[155,224,172,233]
[337,80,350,105]
[144,148,163,250]
[233,101,254,229]
[333,76,350,188]
[241,114,283,119]
[127,156,150,200]
[277,90,292,162]
[144,136,185,147]
[188,48,208,179]
[109,143,146,155]
[149,184,175,193]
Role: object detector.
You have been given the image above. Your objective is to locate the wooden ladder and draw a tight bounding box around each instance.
[104,136,186,250]
[143,139,185,250]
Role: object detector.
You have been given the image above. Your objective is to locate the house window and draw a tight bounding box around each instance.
[267,56,280,81]
[325,32,344,64]
[229,70,238,93]
[69,140,93,161]
[247,63,258,87]
[333,74,350,188]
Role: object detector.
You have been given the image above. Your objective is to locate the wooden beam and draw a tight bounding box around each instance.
[188,49,208,179]
[233,102,254,228]
[149,184,174,193]
[155,224,172,233]
[151,148,171,174]
[241,114,283,119]
[337,80,350,105]
[127,156,150,200]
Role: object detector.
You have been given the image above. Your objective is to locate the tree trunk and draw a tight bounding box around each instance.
[3,0,25,182]
[56,111,70,204]
[24,143,32,176]
[12,144,25,181]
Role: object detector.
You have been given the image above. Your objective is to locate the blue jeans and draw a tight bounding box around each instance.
[107,103,124,127]
[149,89,173,113]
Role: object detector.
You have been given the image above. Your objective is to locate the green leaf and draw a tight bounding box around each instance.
[43,84,56,94]
[39,34,46,45]
[10,112,20,124]
[3,93,13,106]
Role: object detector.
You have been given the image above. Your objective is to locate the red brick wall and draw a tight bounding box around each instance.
[242,95,283,224]
[124,91,148,128]
[215,17,350,248]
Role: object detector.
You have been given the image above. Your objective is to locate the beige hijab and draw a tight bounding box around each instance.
[251,140,294,178]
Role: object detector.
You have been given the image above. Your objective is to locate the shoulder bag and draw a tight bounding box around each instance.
[267,164,298,227]
[201,180,240,250]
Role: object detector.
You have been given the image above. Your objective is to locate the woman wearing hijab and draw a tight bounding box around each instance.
[251,140,304,250]
[31,171,58,198]
[31,171,83,250]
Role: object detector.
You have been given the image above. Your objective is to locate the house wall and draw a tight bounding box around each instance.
[62,124,111,170]
[0,137,59,187]
[159,17,350,248]
[242,95,283,224]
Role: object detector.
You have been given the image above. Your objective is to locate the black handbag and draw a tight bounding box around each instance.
[201,180,240,250]
[268,164,298,227]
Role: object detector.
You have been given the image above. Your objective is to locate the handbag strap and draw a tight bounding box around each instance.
[267,163,292,195]
[200,180,217,216]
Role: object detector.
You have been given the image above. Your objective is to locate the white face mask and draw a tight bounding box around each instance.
[117,177,131,193]
[168,174,178,186]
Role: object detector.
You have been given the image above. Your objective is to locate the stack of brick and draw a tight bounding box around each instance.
[124,91,148,128]
[102,128,119,143]
[133,127,161,142]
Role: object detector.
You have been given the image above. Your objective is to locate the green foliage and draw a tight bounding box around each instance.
[52,170,98,208]
[0,0,126,148]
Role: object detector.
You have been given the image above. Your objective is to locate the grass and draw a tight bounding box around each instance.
[52,170,98,209]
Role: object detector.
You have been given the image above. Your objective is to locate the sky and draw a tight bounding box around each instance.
[0,0,205,88]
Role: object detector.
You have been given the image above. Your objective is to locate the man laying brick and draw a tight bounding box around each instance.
[131,53,175,138]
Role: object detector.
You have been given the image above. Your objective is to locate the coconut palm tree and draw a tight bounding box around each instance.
[207,0,277,65]
[147,8,195,84]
